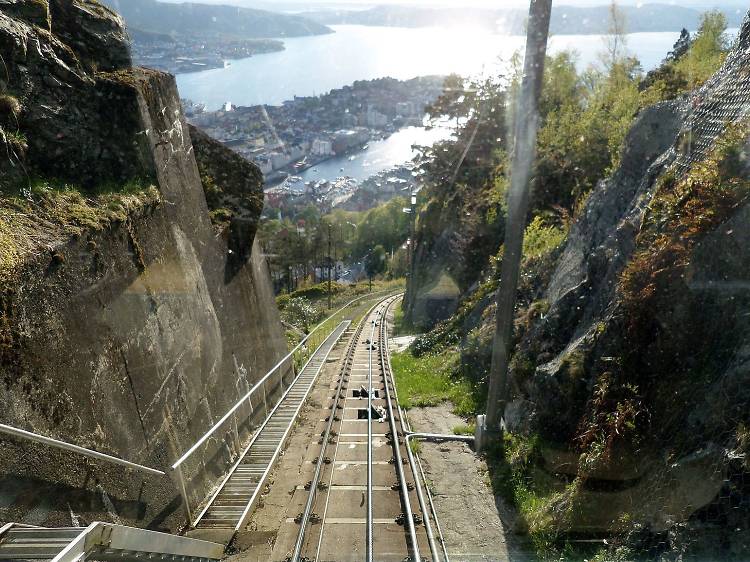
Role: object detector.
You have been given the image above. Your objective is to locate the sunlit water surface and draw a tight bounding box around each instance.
[177,25,706,109]
[296,124,452,185]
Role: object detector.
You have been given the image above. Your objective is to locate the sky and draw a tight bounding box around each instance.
[159,0,747,7]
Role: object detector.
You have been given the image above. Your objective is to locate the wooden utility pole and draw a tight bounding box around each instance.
[482,0,553,444]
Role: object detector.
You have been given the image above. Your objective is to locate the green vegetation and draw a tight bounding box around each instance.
[279,297,324,334]
[364,244,387,280]
[452,423,475,436]
[533,51,643,211]
[277,278,404,311]
[610,122,750,454]
[482,434,602,560]
[0,179,160,282]
[390,348,481,417]
[352,197,410,259]
[522,216,568,260]
[643,10,730,100]
[277,282,347,307]
[259,196,411,294]
[398,6,742,559]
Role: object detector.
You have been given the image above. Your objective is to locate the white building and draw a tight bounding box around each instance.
[255,156,273,175]
[366,105,388,128]
[312,138,333,156]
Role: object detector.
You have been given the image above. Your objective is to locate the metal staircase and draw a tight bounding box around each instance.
[0,522,223,562]
[193,321,351,531]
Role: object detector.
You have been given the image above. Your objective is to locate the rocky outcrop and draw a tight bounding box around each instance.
[404,175,504,329]
[0,0,51,29]
[0,1,150,188]
[501,12,750,540]
[189,124,265,278]
[0,0,287,531]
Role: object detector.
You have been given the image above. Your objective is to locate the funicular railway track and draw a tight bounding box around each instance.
[289,295,434,562]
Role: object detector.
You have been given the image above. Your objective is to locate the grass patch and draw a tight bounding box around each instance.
[408,439,422,455]
[452,423,475,436]
[390,348,482,416]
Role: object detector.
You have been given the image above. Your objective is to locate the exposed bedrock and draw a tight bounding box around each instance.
[0,0,287,531]
[504,13,750,536]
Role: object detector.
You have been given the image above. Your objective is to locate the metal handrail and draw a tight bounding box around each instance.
[0,423,165,477]
[170,289,398,523]
[50,521,223,562]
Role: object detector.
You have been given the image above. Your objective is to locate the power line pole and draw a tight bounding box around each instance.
[409,193,416,274]
[480,0,553,449]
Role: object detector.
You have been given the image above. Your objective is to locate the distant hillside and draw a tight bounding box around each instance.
[100,0,333,39]
[304,4,745,35]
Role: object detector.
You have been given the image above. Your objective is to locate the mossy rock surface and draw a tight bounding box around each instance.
[0,0,51,30]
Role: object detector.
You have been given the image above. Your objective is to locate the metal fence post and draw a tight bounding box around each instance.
[173,466,193,524]
[262,381,269,418]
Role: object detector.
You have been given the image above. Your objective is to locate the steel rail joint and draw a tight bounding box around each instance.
[291,298,384,562]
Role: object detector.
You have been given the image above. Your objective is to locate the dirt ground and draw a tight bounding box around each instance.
[406,404,536,562]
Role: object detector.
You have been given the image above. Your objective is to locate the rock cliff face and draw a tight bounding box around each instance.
[0,0,287,531]
[404,162,504,330]
[508,14,750,543]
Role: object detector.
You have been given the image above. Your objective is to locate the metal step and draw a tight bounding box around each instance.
[0,523,223,562]
[193,321,351,531]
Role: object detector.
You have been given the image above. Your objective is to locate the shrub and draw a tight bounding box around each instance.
[291,282,345,301]
[523,217,567,260]
[280,297,324,334]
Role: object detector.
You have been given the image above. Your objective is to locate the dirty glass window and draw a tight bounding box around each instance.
[0,1,749,561]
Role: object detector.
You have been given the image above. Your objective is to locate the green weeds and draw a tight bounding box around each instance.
[390,348,483,417]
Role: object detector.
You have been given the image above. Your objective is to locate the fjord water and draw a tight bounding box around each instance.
[296,124,452,184]
[177,25,691,110]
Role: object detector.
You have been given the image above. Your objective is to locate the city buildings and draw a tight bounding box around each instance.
[183,76,444,179]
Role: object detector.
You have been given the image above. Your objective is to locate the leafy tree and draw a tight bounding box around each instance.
[641,10,729,101]
[352,196,409,259]
[674,10,728,90]
[426,74,474,132]
[365,245,387,280]
[530,51,640,211]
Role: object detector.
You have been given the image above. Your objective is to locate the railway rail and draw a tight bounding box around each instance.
[288,295,471,562]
